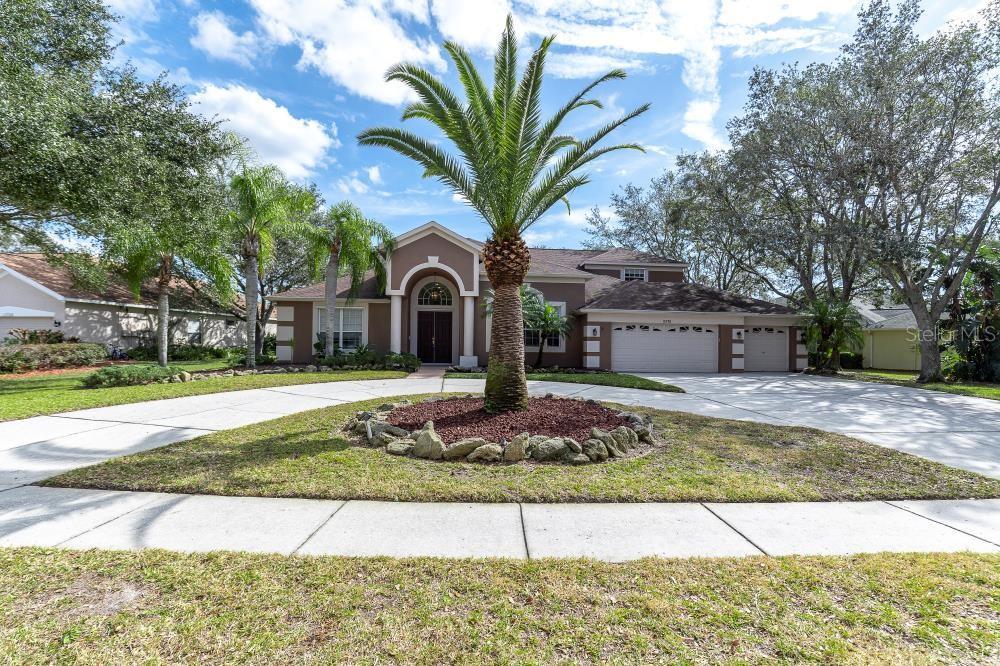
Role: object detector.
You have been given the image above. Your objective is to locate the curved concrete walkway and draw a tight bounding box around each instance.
[1,374,999,560]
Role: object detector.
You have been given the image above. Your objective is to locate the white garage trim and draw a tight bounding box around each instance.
[743,326,789,372]
[612,323,718,372]
[0,306,56,318]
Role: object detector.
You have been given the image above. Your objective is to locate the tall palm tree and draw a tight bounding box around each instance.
[802,299,864,372]
[358,16,648,412]
[305,202,395,357]
[224,163,316,368]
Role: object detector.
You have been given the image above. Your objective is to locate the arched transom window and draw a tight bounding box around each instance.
[417,282,452,306]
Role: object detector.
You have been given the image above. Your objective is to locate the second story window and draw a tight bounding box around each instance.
[623,267,646,282]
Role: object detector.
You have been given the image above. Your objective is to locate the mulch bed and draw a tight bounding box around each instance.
[387,397,627,444]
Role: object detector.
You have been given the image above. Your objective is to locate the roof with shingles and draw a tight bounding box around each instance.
[582,280,795,314]
[0,253,240,315]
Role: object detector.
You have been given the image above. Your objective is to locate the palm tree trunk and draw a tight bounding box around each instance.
[156,257,171,368]
[244,255,259,369]
[324,247,340,357]
[255,272,267,357]
[535,337,545,368]
[483,236,531,413]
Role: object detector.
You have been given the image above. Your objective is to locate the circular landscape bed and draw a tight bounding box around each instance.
[344,395,658,465]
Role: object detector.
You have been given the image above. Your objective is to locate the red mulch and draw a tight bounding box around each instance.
[387,397,627,444]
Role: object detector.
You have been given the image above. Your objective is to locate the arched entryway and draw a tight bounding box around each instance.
[409,275,459,364]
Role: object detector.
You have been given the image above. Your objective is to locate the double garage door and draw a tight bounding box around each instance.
[611,323,719,372]
[611,323,790,372]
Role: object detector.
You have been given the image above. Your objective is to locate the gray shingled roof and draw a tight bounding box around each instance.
[584,248,685,265]
[271,272,385,300]
[582,280,794,314]
[866,309,919,330]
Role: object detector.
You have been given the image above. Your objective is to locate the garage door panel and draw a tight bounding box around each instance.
[744,327,788,372]
[612,323,718,372]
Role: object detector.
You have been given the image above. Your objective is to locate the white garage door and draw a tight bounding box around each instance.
[612,323,718,372]
[744,326,789,371]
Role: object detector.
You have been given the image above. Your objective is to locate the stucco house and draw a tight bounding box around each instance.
[855,303,922,371]
[0,253,267,349]
[270,222,807,373]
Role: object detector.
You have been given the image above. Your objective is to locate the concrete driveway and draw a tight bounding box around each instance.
[632,372,1000,478]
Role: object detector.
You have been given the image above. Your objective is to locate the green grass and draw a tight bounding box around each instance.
[1,548,997,663]
[444,371,683,392]
[46,394,1000,502]
[0,369,406,422]
[841,369,1000,401]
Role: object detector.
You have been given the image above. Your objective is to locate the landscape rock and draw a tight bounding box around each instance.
[375,431,399,447]
[567,453,591,465]
[466,443,503,463]
[305,365,317,372]
[611,426,637,450]
[377,402,398,412]
[179,371,192,382]
[582,439,609,462]
[412,422,444,460]
[443,437,488,461]
[634,425,654,444]
[504,433,529,462]
[386,439,415,456]
[563,437,582,454]
[531,437,568,462]
[368,421,409,440]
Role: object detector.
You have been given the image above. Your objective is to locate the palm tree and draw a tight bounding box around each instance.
[305,202,395,357]
[527,302,574,368]
[224,163,316,368]
[358,16,648,412]
[802,299,864,372]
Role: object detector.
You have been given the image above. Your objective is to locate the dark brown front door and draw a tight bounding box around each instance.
[417,311,452,363]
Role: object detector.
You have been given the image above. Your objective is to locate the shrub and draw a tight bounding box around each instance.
[2,328,76,344]
[383,352,421,373]
[0,343,107,373]
[127,343,231,362]
[839,351,863,369]
[81,364,184,388]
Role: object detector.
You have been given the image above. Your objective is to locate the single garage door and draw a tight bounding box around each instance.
[743,326,789,371]
[612,323,718,372]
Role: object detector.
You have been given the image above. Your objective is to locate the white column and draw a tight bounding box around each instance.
[460,295,478,367]
[463,296,474,357]
[389,295,402,353]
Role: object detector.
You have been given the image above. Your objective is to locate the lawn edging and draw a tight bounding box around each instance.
[444,371,683,392]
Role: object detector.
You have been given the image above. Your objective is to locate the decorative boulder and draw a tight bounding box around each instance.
[467,443,503,463]
[367,421,409,444]
[356,411,376,422]
[412,422,444,460]
[504,433,529,462]
[443,437,488,461]
[634,425,654,444]
[582,439,609,462]
[567,453,591,465]
[589,428,624,457]
[610,426,637,451]
[374,431,399,447]
[179,371,192,382]
[564,437,582,453]
[531,437,568,462]
[386,439,415,456]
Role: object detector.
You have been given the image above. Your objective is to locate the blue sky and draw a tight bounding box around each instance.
[108,0,988,248]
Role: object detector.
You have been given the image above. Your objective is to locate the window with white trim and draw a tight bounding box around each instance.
[417,282,452,306]
[524,301,566,352]
[623,267,646,282]
[317,307,363,350]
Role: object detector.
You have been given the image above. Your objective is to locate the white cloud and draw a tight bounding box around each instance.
[105,0,157,20]
[190,11,260,66]
[366,166,383,184]
[337,171,370,194]
[523,230,557,246]
[249,0,446,105]
[547,51,651,79]
[190,83,336,179]
[430,0,512,51]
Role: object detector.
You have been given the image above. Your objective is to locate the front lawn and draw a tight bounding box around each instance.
[841,369,1000,401]
[1,548,996,663]
[46,395,1000,502]
[0,369,406,422]
[444,371,683,392]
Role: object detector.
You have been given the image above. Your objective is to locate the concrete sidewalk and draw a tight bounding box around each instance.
[0,486,997,560]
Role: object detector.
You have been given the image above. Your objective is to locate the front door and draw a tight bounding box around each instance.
[417,311,452,363]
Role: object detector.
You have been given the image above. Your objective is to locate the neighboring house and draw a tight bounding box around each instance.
[855,303,922,371]
[270,222,807,373]
[0,253,272,348]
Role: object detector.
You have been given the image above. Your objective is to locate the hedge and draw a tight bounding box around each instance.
[81,364,184,388]
[0,343,107,373]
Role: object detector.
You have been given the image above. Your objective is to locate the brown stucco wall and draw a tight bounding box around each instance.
[718,324,742,373]
[648,269,685,283]
[368,302,390,353]
[390,232,476,293]
[584,267,620,278]
[473,279,588,368]
[291,301,313,363]
[788,325,807,372]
